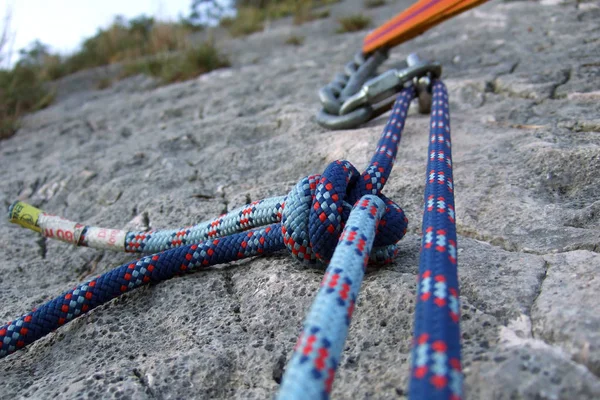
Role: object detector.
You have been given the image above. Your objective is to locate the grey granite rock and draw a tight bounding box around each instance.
[466,342,600,399]
[0,0,599,399]
[533,251,600,377]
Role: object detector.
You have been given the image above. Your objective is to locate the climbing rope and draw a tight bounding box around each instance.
[276,81,460,399]
[277,194,387,399]
[2,86,412,356]
[9,192,400,260]
[9,196,287,252]
[4,81,460,399]
[410,81,460,400]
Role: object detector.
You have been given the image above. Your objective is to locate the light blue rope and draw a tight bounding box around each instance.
[277,195,385,399]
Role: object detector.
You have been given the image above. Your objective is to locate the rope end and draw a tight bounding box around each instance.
[8,201,42,233]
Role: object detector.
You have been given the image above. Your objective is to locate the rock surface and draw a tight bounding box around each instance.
[1,0,599,398]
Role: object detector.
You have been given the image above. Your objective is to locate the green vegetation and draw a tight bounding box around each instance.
[217,0,336,36]
[0,13,227,140]
[284,35,305,46]
[364,0,386,8]
[120,43,230,84]
[52,16,200,78]
[0,64,54,139]
[336,14,372,33]
[1,13,54,139]
[310,9,331,20]
[4,15,214,81]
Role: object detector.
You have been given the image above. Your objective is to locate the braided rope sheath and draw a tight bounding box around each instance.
[1,88,415,361]
[9,191,400,261]
[2,83,462,400]
[278,81,461,400]
[0,225,285,358]
[8,197,286,252]
[281,88,415,266]
[124,197,286,252]
[409,81,462,400]
[277,195,386,399]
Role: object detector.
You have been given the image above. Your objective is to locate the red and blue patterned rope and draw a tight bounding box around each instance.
[0,86,412,358]
[0,224,285,358]
[410,81,461,400]
[2,82,461,400]
[276,81,460,400]
[277,194,387,399]
[124,197,286,252]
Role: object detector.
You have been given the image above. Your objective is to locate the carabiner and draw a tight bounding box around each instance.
[316,53,442,130]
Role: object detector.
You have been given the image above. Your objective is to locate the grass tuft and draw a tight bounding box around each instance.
[221,7,265,37]
[96,77,113,90]
[284,35,305,46]
[363,0,386,8]
[120,43,230,84]
[0,64,54,139]
[336,14,372,33]
[311,9,331,19]
[222,0,336,35]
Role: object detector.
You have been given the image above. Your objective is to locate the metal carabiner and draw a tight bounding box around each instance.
[339,57,441,116]
[315,97,401,130]
[318,50,389,115]
[316,53,442,130]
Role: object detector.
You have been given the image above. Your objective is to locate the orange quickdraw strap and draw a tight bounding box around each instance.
[363,0,488,54]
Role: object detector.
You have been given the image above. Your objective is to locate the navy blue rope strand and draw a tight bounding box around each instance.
[409,80,462,400]
[0,225,284,358]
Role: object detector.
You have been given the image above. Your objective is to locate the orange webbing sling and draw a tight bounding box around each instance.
[363,0,489,54]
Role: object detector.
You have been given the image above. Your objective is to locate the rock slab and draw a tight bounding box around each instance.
[0,0,599,399]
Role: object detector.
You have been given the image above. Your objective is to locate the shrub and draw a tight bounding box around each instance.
[364,0,386,8]
[0,64,54,139]
[62,18,192,73]
[223,7,265,37]
[284,35,305,46]
[25,16,200,80]
[336,14,372,33]
[120,42,230,84]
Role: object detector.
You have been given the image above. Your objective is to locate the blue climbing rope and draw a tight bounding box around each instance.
[276,81,460,399]
[277,194,387,399]
[3,82,461,400]
[409,81,461,400]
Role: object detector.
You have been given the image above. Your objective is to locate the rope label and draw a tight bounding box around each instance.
[86,227,126,250]
[8,201,42,233]
[38,215,80,245]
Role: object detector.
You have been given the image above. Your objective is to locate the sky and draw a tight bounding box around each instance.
[1,0,192,66]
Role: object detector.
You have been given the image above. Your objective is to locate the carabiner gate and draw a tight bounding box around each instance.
[316,53,442,130]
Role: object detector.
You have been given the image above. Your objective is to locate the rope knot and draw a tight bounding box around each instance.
[281,86,416,266]
[281,160,408,265]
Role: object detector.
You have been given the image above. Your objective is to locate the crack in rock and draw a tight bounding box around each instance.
[528,260,549,336]
[132,368,158,399]
[550,68,573,99]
